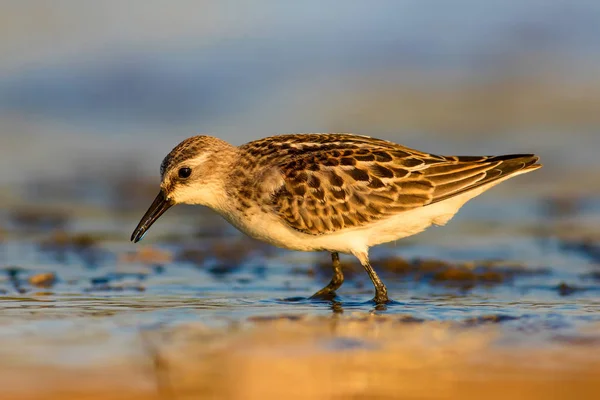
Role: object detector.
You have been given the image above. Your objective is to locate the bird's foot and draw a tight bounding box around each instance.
[372,288,389,304]
[309,287,338,301]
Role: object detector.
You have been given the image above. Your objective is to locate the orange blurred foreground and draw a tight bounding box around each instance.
[1,314,599,400]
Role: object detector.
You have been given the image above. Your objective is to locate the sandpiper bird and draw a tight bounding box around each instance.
[131,133,541,303]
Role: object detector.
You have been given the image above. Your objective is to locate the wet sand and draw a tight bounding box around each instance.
[1,189,599,399]
[1,315,599,400]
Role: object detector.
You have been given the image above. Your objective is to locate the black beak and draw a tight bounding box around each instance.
[131,190,174,243]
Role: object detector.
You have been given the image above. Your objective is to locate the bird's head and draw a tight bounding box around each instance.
[131,135,235,243]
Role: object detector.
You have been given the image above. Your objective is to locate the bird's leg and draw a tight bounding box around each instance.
[310,252,344,299]
[354,251,389,304]
[363,261,389,304]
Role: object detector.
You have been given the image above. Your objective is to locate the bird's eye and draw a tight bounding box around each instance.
[178,167,192,179]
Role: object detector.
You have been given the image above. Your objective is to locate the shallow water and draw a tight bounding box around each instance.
[0,164,600,398]
[1,194,599,355]
[1,181,599,400]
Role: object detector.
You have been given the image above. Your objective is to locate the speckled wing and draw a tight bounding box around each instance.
[245,134,539,236]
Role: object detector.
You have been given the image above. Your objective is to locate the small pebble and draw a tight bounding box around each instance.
[556,282,579,296]
[28,272,57,288]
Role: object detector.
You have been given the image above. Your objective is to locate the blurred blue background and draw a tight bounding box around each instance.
[1,0,599,213]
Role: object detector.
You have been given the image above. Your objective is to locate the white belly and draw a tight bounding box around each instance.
[218,173,526,255]
[217,200,458,255]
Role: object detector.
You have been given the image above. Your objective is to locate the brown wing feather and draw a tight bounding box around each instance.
[238,134,540,236]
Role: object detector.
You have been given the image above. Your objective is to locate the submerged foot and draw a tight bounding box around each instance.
[373,287,389,304]
[309,287,338,301]
[372,295,390,304]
